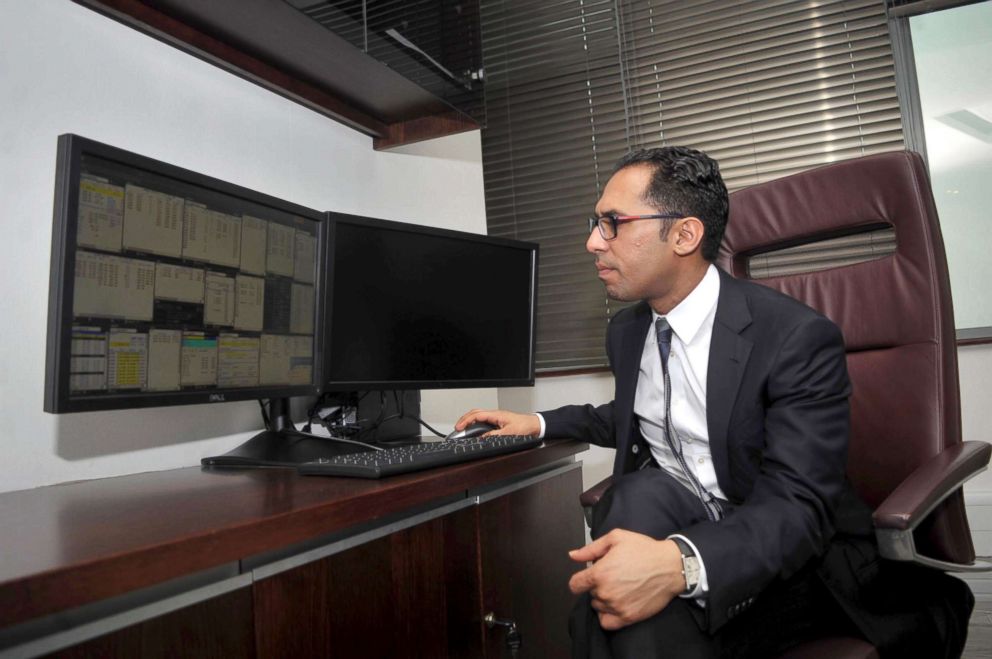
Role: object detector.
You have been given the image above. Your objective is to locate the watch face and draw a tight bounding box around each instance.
[683,556,701,588]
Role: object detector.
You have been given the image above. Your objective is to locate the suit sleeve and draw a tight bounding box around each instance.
[684,313,851,631]
[539,316,621,447]
[540,401,617,447]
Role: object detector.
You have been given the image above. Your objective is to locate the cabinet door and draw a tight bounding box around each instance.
[478,465,586,659]
[46,587,256,659]
[252,464,585,659]
[253,506,483,659]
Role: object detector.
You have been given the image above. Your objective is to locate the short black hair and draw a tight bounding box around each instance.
[613,147,729,261]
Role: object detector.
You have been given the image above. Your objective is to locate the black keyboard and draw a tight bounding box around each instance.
[298,435,544,479]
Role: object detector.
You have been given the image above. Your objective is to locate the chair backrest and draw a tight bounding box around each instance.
[718,151,973,564]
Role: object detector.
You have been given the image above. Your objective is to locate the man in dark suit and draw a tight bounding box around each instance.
[455,147,971,658]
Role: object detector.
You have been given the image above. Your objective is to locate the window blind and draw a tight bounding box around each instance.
[480,0,904,371]
[480,0,628,371]
[748,226,896,279]
[620,0,905,191]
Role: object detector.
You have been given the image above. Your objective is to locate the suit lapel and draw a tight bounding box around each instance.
[707,271,753,494]
[613,303,652,466]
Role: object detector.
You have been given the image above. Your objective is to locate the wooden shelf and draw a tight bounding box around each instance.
[73,0,481,149]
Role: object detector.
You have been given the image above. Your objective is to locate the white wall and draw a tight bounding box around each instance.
[0,1,495,494]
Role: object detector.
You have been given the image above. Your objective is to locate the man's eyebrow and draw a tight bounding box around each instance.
[595,208,621,217]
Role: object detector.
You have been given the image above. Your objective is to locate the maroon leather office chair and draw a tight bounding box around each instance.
[580,151,990,658]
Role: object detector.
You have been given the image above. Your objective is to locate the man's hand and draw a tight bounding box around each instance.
[568,530,686,630]
[454,409,541,437]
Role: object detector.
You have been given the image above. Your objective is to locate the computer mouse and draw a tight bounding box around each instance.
[445,421,498,441]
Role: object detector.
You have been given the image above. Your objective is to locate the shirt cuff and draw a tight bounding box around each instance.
[669,533,708,602]
[535,413,546,439]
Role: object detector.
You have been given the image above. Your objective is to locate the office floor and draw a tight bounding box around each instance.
[966,601,992,658]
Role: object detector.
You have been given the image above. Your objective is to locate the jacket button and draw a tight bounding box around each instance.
[631,444,639,454]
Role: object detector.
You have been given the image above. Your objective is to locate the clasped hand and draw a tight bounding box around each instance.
[568,529,686,630]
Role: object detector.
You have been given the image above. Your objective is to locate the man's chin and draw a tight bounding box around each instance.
[603,285,635,302]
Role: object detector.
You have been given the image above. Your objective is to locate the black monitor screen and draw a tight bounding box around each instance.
[324,214,537,389]
[45,135,325,413]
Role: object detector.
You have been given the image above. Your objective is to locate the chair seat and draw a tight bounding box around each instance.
[775,636,878,659]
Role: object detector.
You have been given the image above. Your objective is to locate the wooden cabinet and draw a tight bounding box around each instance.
[253,507,479,658]
[0,441,587,659]
[477,468,585,658]
[251,466,584,659]
[46,588,256,659]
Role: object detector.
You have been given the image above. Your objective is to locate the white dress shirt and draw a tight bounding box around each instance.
[635,263,725,503]
[634,264,722,600]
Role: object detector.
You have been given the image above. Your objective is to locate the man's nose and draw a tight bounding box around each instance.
[586,228,608,254]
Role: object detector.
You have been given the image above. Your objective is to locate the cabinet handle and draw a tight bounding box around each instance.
[484,612,522,656]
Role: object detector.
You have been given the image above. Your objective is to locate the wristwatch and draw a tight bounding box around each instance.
[671,537,700,595]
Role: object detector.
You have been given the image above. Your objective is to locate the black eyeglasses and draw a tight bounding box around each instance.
[588,213,685,241]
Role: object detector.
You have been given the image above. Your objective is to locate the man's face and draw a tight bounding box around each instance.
[587,165,679,304]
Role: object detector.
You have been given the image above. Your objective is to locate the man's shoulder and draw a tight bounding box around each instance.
[725,273,812,310]
[719,269,840,335]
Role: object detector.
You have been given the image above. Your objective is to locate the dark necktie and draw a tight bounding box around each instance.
[655,318,721,522]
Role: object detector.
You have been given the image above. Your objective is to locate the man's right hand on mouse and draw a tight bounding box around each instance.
[454,409,542,437]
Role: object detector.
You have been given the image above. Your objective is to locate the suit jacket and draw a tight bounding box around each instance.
[542,268,856,631]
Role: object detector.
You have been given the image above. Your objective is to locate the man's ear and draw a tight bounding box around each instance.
[673,217,705,256]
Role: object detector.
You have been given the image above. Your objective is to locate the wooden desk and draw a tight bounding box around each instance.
[0,440,587,658]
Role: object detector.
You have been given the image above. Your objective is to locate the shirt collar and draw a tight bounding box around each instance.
[652,264,720,344]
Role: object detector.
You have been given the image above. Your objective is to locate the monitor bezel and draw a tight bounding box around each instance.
[322,211,538,391]
[44,134,327,413]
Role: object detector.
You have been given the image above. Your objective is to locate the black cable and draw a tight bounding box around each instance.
[374,391,445,437]
[368,390,403,428]
[416,416,446,438]
[307,392,366,437]
[291,428,383,452]
[375,390,387,427]
[305,392,330,433]
[258,399,271,429]
[307,392,346,434]
[355,390,441,440]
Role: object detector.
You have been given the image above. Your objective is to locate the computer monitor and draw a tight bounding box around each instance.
[323,212,537,396]
[44,134,328,466]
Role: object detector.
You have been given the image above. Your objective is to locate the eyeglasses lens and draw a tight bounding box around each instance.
[588,216,617,240]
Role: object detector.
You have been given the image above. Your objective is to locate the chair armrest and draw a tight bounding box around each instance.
[580,476,614,526]
[873,440,992,571]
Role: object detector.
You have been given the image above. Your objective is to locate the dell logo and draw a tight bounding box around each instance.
[209,394,226,402]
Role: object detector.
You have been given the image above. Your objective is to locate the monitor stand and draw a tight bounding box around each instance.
[201,398,366,468]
